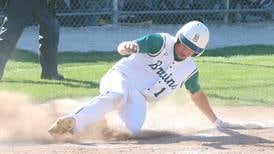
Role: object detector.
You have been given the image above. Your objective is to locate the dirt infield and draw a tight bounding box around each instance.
[1,128,273,154]
[0,92,274,154]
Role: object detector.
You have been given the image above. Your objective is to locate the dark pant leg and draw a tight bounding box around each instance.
[0,0,32,79]
[33,0,60,76]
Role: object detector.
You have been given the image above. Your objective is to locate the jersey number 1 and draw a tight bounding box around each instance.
[154,88,166,97]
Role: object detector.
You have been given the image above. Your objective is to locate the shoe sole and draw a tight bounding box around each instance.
[48,116,75,135]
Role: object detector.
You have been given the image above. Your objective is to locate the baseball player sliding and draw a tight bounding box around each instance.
[48,21,234,136]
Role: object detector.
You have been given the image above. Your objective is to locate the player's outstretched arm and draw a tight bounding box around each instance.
[190,90,218,123]
[190,90,239,129]
[117,41,139,55]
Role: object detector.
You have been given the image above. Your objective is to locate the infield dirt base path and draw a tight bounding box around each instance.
[0,92,274,153]
[1,128,274,154]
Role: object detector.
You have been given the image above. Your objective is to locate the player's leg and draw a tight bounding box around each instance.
[33,0,63,80]
[118,86,147,135]
[48,70,130,135]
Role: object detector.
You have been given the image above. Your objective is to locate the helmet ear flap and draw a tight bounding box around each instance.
[176,39,199,57]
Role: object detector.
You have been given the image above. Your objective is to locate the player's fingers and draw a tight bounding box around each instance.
[124,43,129,49]
[125,42,136,51]
[129,43,134,49]
[132,43,137,51]
[126,42,133,50]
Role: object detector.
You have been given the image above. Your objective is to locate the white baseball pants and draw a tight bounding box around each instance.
[70,69,147,135]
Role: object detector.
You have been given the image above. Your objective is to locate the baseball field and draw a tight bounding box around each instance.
[0,46,274,153]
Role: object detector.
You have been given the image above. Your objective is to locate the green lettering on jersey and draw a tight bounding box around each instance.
[148,60,178,89]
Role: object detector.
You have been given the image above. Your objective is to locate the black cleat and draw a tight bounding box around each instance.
[41,73,65,80]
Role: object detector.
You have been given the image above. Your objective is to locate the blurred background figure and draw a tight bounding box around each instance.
[0,0,64,80]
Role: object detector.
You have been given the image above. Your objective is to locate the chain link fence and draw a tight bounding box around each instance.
[54,0,274,27]
[0,0,273,26]
[0,0,274,53]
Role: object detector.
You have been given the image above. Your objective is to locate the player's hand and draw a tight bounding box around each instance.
[214,118,244,129]
[117,41,139,55]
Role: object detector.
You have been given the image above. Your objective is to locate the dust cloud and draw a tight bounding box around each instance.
[0,91,55,142]
[0,91,132,142]
[0,91,273,143]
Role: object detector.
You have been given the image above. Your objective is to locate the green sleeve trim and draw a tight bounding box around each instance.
[136,33,164,55]
[185,72,201,94]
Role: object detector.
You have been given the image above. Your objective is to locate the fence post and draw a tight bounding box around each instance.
[112,0,119,24]
[224,0,230,23]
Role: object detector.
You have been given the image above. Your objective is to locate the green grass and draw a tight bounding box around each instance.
[197,56,274,106]
[0,45,274,106]
[0,50,121,101]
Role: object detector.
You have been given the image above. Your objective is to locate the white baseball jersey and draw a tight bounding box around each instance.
[112,33,198,102]
[71,33,200,135]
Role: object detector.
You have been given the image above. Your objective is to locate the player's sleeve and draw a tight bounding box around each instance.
[185,72,201,94]
[135,33,164,55]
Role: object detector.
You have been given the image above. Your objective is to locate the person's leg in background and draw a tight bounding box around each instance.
[0,0,32,80]
[33,0,63,80]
